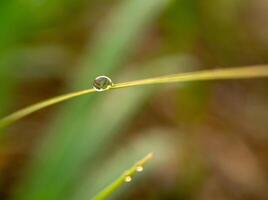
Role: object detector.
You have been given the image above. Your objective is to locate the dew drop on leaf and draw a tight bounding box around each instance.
[93,76,113,92]
[124,176,132,183]
[136,166,143,172]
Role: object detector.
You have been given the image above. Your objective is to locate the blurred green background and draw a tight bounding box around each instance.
[0,0,268,199]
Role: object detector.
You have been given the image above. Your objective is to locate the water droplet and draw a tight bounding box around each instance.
[93,76,113,92]
[136,166,143,172]
[124,176,132,183]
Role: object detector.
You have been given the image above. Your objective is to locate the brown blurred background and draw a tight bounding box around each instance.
[0,0,268,199]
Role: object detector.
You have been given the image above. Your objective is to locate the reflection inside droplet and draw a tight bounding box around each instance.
[124,176,132,183]
[136,166,143,172]
[93,76,113,92]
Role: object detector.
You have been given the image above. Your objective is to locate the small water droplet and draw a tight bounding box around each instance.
[124,176,132,183]
[93,76,113,92]
[136,166,143,172]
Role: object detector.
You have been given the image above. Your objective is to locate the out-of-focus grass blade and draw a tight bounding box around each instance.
[92,153,154,200]
[13,1,172,199]
[0,1,84,48]
[75,0,172,88]
[0,0,79,118]
[0,0,28,127]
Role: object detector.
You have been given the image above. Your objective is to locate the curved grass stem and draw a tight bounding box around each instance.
[0,89,95,129]
[1,65,268,129]
[92,152,154,200]
[112,65,268,89]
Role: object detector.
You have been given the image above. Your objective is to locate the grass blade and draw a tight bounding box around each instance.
[92,153,154,200]
[75,0,172,88]
[1,65,268,129]
[113,65,268,89]
[0,89,95,129]
[74,129,176,200]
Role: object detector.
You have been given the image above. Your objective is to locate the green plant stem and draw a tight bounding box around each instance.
[0,89,95,128]
[112,65,268,89]
[92,153,154,200]
[1,65,268,129]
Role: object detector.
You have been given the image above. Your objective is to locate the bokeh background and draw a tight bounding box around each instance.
[0,0,268,199]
